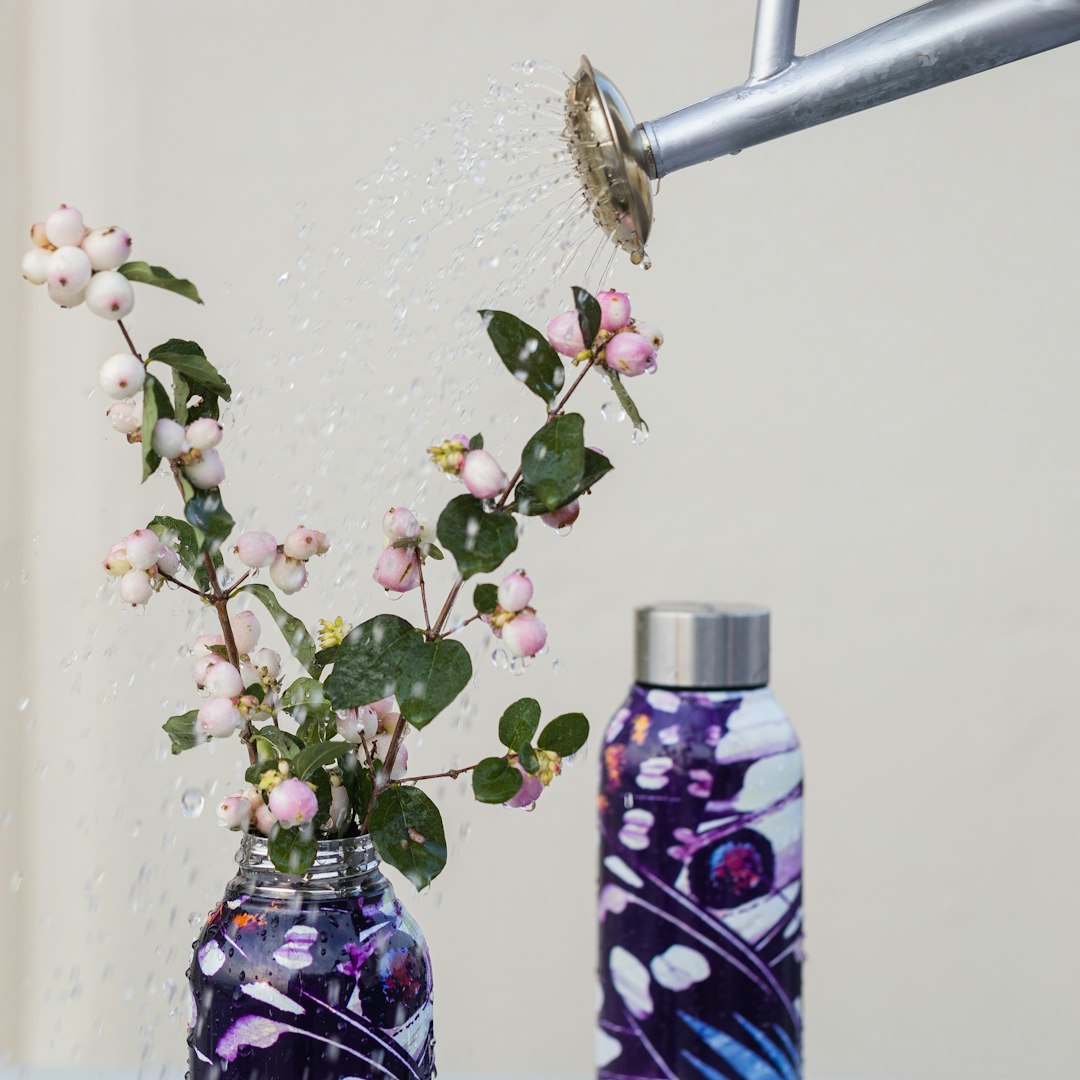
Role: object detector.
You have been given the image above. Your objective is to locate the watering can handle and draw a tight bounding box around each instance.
[751,0,801,80]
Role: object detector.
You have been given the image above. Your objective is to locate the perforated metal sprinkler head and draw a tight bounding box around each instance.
[565,56,653,269]
[567,0,1080,269]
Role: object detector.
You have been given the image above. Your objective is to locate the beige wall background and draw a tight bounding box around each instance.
[2,1,1078,1077]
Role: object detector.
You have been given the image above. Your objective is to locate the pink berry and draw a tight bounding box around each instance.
[249,648,281,680]
[268,778,318,827]
[270,553,308,594]
[382,507,420,541]
[156,546,181,576]
[151,418,187,459]
[604,332,656,377]
[47,281,84,308]
[106,400,142,435]
[388,745,409,781]
[497,569,533,613]
[283,527,320,560]
[197,697,242,738]
[185,417,222,451]
[235,531,278,568]
[100,353,145,399]
[205,662,244,698]
[194,654,224,688]
[505,763,545,809]
[368,697,397,720]
[81,226,132,271]
[216,794,252,830]
[633,321,664,349]
[126,529,162,571]
[21,248,50,285]
[103,542,131,576]
[546,310,586,357]
[540,499,580,530]
[502,612,548,658]
[44,205,85,248]
[119,568,153,605]
[336,706,378,744]
[597,290,632,331]
[45,246,92,293]
[193,633,226,658]
[184,448,225,489]
[230,610,261,655]
[373,545,420,593]
[84,270,135,320]
[253,799,277,836]
[460,448,508,500]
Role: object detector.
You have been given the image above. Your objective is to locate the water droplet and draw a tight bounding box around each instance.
[276,272,289,286]
[623,792,635,809]
[180,788,205,819]
[556,523,573,537]
[600,401,626,423]
[631,421,650,445]
[491,648,509,669]
[9,870,22,892]
[16,697,29,712]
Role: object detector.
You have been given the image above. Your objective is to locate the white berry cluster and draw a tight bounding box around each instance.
[151,416,226,490]
[192,610,282,739]
[103,528,182,606]
[234,527,331,595]
[21,204,134,318]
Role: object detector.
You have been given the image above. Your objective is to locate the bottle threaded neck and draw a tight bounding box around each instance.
[233,834,384,899]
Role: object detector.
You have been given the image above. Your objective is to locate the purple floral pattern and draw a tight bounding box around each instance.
[189,866,434,1078]
[598,685,803,1079]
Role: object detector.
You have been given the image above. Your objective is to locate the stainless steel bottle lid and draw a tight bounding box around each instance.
[635,603,770,689]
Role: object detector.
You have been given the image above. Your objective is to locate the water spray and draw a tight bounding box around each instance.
[566,0,1080,266]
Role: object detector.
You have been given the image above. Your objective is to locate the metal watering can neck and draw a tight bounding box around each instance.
[568,0,1080,265]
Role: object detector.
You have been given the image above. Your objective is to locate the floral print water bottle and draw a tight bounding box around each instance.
[598,604,803,1080]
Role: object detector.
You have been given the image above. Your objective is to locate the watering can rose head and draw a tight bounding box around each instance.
[23,203,666,888]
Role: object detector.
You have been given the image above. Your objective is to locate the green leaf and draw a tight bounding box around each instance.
[309,767,332,823]
[517,742,540,774]
[472,757,523,804]
[607,369,645,430]
[573,286,602,349]
[323,614,421,710]
[254,726,304,757]
[281,676,331,743]
[520,413,586,511]
[537,712,590,756]
[339,750,374,830]
[185,489,234,551]
[369,786,447,890]
[139,373,173,482]
[396,638,472,728]
[515,446,613,515]
[245,758,280,784]
[314,644,338,668]
[473,583,498,615]
[118,261,203,304]
[480,309,566,406]
[469,433,484,450]
[147,515,201,579]
[267,823,317,875]
[240,584,321,676]
[422,543,445,561]
[162,710,201,754]
[148,339,231,400]
[436,494,518,580]
[499,697,541,749]
[293,739,349,780]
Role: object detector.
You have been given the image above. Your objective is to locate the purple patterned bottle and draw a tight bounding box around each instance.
[598,604,803,1080]
[188,834,434,1079]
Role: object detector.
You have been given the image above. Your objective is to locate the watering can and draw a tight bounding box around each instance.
[567,0,1080,265]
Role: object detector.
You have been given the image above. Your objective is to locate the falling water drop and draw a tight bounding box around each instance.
[16,697,29,712]
[600,401,626,423]
[491,648,509,669]
[180,788,205,819]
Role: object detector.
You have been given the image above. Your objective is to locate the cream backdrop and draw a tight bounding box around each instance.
[2,2,1078,1077]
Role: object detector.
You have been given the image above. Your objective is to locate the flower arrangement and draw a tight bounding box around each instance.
[21,203,665,888]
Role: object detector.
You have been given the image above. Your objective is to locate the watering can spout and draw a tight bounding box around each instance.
[567,0,1080,266]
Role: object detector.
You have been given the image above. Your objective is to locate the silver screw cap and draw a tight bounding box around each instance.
[635,603,770,689]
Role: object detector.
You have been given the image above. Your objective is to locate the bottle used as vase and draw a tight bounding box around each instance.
[597,603,804,1079]
[188,834,435,1079]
